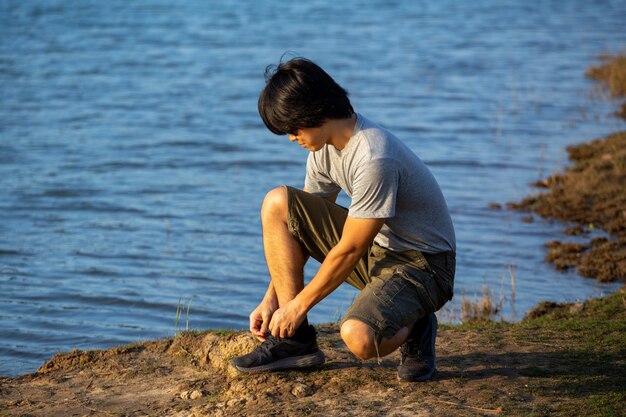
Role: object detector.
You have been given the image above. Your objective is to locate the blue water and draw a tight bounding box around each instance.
[1,0,625,377]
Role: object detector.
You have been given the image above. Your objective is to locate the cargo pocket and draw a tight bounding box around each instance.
[371,274,407,309]
[395,268,438,315]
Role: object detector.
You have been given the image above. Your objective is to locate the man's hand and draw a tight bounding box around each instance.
[268,298,306,339]
[249,298,278,342]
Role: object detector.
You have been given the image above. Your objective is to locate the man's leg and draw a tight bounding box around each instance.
[231,186,364,373]
[339,260,429,360]
[261,186,307,307]
[397,313,438,382]
[339,246,454,381]
[260,185,370,303]
[396,251,453,381]
[341,312,439,382]
[340,319,411,360]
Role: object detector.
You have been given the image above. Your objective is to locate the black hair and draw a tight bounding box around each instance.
[258,57,354,135]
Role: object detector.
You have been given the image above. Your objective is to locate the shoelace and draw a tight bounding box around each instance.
[260,335,282,350]
[251,335,282,362]
[260,334,307,358]
[400,339,421,364]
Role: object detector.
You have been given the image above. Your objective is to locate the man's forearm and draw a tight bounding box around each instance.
[263,281,278,305]
[294,242,364,313]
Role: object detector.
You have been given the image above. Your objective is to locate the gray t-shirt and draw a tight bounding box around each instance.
[304,113,456,254]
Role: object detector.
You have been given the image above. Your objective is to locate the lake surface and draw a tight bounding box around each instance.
[1,0,625,376]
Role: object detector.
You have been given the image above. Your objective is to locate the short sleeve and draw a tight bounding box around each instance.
[304,153,341,197]
[348,158,399,218]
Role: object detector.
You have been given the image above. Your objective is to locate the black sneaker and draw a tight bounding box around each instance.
[230,325,325,373]
[397,313,437,382]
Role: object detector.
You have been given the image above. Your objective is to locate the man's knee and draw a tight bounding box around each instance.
[261,186,288,223]
[340,319,377,361]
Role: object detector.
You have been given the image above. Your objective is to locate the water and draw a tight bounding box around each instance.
[1,0,625,377]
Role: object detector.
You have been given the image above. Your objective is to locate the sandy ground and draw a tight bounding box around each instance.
[0,326,584,416]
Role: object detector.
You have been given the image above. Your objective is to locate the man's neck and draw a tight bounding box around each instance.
[327,113,357,151]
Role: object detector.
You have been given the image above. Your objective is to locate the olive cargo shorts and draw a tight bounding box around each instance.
[286,186,455,341]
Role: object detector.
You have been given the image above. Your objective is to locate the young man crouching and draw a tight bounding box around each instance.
[231,58,456,382]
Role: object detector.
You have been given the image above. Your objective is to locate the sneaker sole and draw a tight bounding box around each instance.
[232,350,325,373]
[397,367,436,382]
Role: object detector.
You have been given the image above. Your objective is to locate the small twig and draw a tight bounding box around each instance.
[431,399,503,415]
[521,340,560,348]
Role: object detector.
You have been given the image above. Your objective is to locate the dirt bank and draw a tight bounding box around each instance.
[509,53,626,282]
[1,289,624,417]
[509,131,626,282]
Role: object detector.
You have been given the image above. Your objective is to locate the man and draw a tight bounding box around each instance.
[230,58,456,382]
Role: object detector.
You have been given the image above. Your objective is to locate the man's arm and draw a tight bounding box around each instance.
[268,216,384,338]
[296,216,384,310]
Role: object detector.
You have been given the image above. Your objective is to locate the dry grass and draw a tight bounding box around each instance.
[586,51,626,119]
[460,287,501,322]
[440,266,517,323]
[586,51,626,98]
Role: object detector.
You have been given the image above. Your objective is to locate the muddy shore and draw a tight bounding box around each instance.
[508,131,626,282]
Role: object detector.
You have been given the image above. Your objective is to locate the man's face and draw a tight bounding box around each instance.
[288,125,328,152]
